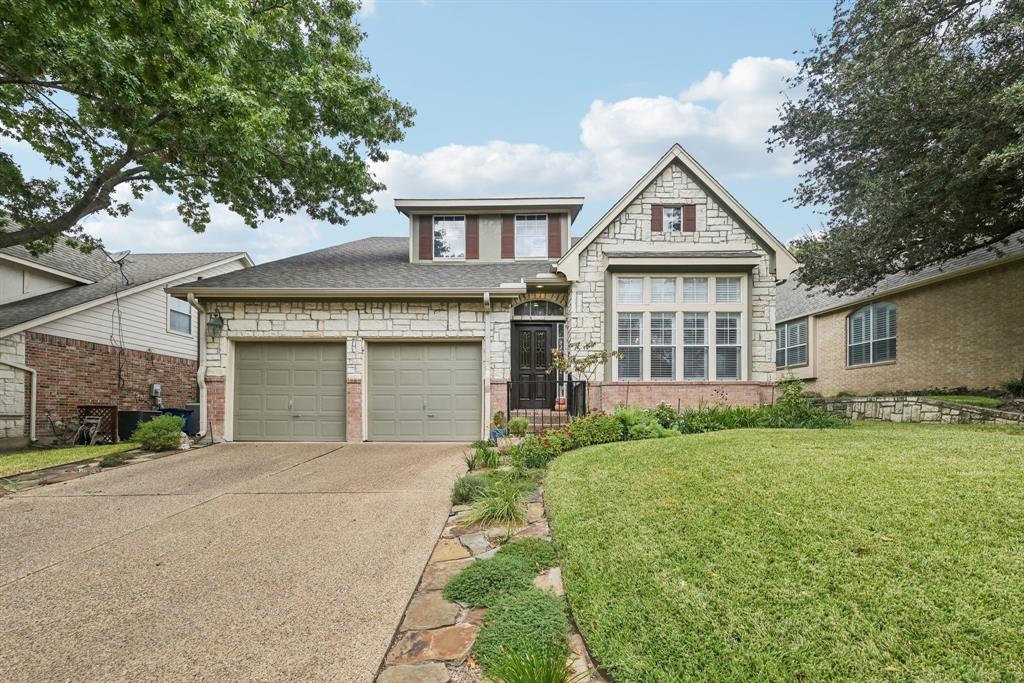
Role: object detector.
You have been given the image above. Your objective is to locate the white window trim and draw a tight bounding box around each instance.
[776,318,809,369]
[514,214,549,260]
[167,294,193,337]
[649,312,676,380]
[612,273,746,381]
[847,302,897,367]
[432,215,467,261]
[616,312,643,380]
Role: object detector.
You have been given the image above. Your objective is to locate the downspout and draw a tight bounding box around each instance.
[188,294,208,438]
[483,292,492,439]
[0,358,37,443]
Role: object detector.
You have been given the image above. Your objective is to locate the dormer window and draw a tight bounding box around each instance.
[515,215,548,258]
[664,206,682,232]
[433,216,466,260]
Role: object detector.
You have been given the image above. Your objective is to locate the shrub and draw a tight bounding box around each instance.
[508,436,558,470]
[653,401,679,428]
[1003,372,1024,398]
[464,450,478,471]
[466,481,528,527]
[485,646,581,683]
[492,411,508,429]
[452,474,489,505]
[497,538,557,572]
[477,446,502,469]
[130,415,185,451]
[509,416,530,437]
[614,407,680,440]
[543,430,574,455]
[473,588,571,671]
[565,412,624,447]
[443,555,535,607]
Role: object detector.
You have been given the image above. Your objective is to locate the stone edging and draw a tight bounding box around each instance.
[813,396,1024,425]
[376,485,604,683]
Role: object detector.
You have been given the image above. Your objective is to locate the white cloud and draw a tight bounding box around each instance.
[358,0,376,16]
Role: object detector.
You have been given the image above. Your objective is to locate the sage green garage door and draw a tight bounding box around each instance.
[367,342,482,442]
[234,342,346,441]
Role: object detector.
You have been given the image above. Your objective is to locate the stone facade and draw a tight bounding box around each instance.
[0,332,26,441]
[568,161,777,384]
[816,396,1024,425]
[801,259,1024,396]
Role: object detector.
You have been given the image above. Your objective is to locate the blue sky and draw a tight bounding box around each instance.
[23,0,838,263]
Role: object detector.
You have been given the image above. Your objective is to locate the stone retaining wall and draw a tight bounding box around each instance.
[814,396,1024,425]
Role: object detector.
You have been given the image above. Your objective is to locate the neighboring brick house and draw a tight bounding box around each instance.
[776,230,1024,396]
[170,145,798,443]
[0,244,251,448]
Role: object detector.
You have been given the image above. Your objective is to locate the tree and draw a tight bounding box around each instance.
[0,0,413,252]
[769,0,1024,294]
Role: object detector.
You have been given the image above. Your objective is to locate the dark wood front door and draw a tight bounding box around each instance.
[512,322,556,409]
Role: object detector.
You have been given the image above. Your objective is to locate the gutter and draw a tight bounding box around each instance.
[187,294,209,439]
[0,358,37,443]
[166,286,530,299]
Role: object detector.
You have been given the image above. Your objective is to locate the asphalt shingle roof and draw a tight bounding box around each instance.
[777,230,1024,321]
[0,251,246,331]
[175,237,559,292]
[1,241,115,282]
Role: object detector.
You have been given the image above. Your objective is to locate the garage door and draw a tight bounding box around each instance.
[367,342,482,442]
[234,342,346,441]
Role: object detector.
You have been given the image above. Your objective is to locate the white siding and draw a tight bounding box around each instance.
[0,262,75,304]
[32,259,245,359]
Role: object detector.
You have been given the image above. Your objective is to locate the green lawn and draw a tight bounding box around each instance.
[0,443,138,478]
[923,394,1005,409]
[545,424,1024,682]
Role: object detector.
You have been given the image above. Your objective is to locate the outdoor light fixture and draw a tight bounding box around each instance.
[207,311,225,338]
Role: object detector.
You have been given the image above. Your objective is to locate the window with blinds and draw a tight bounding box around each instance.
[848,302,896,366]
[682,312,708,380]
[650,277,676,304]
[617,313,643,379]
[650,312,675,380]
[715,277,741,303]
[716,312,741,380]
[775,318,808,368]
[617,278,643,304]
[682,277,708,304]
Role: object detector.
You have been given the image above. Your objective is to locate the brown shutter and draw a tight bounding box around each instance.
[501,214,515,258]
[419,216,433,260]
[547,213,562,258]
[683,204,697,232]
[466,215,479,259]
[651,204,663,232]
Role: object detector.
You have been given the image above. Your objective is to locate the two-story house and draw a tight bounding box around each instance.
[168,144,797,442]
[0,244,251,449]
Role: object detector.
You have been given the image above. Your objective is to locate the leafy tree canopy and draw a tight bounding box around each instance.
[0,0,413,253]
[769,0,1024,293]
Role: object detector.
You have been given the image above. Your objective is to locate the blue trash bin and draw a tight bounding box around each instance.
[161,408,196,435]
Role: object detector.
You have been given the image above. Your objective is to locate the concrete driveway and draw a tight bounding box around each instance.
[0,442,465,682]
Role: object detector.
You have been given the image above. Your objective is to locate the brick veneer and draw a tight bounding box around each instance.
[24,331,198,437]
[205,376,225,439]
[346,379,362,442]
[588,381,776,412]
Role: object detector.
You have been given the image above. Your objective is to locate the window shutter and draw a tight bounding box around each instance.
[419,216,433,260]
[547,213,562,258]
[651,205,663,232]
[501,214,515,258]
[683,204,696,232]
[466,215,479,259]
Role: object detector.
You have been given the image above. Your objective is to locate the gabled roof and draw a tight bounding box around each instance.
[0,251,250,335]
[0,242,116,283]
[777,229,1024,322]
[169,237,562,297]
[556,144,798,279]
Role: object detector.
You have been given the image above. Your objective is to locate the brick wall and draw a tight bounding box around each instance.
[205,376,225,440]
[804,259,1024,395]
[588,381,776,412]
[24,331,198,437]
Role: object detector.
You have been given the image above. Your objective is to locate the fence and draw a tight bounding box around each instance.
[506,378,587,434]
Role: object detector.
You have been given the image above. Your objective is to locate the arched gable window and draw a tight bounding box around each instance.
[513,301,564,318]
[847,302,897,366]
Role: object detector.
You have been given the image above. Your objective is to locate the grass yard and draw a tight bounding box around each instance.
[0,443,138,478]
[923,394,1005,409]
[545,423,1024,682]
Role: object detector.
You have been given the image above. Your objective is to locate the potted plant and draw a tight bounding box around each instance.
[489,410,508,442]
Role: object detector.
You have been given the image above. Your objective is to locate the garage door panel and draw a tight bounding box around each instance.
[233,342,345,442]
[368,342,481,442]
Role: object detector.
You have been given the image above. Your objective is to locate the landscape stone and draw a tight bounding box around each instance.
[403,592,460,631]
[378,663,451,683]
[515,520,550,540]
[430,538,471,562]
[420,558,473,591]
[527,502,544,523]
[458,532,490,555]
[386,624,479,665]
[475,548,498,560]
[533,567,564,596]
[462,607,487,625]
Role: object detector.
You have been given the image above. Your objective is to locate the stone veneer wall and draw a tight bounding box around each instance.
[815,396,1024,425]
[202,299,515,440]
[568,161,778,382]
[0,332,27,442]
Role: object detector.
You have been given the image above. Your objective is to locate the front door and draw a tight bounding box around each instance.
[511,322,556,409]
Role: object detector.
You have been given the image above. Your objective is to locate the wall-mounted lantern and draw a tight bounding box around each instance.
[207,311,225,338]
